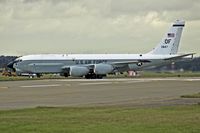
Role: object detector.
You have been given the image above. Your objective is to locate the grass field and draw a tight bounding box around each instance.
[181,92,200,98]
[107,71,200,78]
[0,105,200,133]
[139,71,200,77]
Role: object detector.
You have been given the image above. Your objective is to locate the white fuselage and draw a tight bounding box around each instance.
[13,54,174,74]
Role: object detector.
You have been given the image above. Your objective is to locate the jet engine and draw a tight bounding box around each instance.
[94,64,114,75]
[70,66,89,77]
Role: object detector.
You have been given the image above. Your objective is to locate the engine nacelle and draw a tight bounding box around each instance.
[70,66,89,77]
[94,64,114,75]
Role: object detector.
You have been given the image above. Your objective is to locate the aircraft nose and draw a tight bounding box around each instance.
[7,61,16,72]
[7,61,14,69]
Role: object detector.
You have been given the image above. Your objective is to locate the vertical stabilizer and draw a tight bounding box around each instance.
[148,20,185,55]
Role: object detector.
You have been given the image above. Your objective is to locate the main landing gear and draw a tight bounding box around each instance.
[85,73,105,79]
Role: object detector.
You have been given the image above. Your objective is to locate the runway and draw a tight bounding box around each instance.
[0,78,200,110]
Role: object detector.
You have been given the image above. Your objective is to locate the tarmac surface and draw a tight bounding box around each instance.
[0,78,200,110]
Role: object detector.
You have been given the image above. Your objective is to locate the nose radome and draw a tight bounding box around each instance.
[7,61,16,72]
[7,61,14,69]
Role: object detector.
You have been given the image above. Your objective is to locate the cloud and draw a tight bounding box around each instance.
[0,0,199,55]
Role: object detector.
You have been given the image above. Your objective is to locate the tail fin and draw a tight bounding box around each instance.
[148,20,185,55]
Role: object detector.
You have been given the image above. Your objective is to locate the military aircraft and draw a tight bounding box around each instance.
[7,20,194,79]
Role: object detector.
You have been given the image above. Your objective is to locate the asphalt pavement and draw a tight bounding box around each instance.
[0,78,200,110]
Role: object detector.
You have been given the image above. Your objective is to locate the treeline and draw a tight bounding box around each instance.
[0,56,18,68]
[174,57,200,71]
[147,57,200,72]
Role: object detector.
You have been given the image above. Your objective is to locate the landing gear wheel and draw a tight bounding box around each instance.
[85,74,96,79]
[85,74,104,79]
[63,73,69,77]
[36,73,42,78]
[85,74,91,79]
[96,75,103,79]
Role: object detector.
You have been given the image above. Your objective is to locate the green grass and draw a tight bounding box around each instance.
[0,76,35,81]
[0,105,200,133]
[141,71,200,78]
[107,71,200,78]
[181,92,200,98]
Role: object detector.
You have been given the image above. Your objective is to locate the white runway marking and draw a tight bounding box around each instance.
[51,78,200,82]
[137,78,200,82]
[0,86,8,89]
[124,80,151,84]
[20,84,61,88]
[79,82,113,85]
[182,79,200,81]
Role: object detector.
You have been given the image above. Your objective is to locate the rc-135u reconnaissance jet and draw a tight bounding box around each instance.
[7,20,194,79]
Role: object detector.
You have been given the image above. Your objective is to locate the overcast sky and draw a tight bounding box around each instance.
[0,0,200,56]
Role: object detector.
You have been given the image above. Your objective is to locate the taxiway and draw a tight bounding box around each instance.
[0,78,199,110]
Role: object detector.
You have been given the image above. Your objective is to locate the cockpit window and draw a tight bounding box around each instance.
[14,59,22,63]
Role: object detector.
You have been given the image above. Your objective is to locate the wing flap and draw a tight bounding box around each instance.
[112,60,151,66]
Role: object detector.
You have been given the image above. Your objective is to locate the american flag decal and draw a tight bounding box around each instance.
[167,33,175,37]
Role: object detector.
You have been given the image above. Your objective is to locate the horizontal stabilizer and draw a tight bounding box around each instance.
[164,53,195,60]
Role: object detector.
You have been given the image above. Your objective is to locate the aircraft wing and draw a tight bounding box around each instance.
[111,59,151,66]
[61,59,151,71]
[164,53,195,61]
